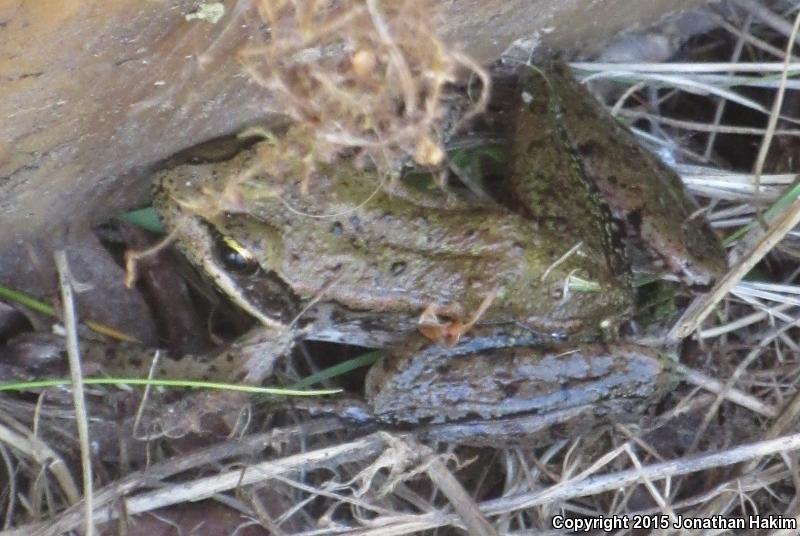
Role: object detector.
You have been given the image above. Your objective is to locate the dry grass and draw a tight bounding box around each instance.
[238,0,487,190]
[7,0,800,534]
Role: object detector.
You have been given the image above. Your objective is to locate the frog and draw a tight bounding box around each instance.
[148,62,727,443]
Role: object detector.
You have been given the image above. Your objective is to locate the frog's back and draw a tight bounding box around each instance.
[224,154,631,338]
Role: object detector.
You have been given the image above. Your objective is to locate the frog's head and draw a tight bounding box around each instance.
[153,156,301,331]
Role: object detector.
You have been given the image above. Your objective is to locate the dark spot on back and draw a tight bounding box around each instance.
[526,139,545,153]
[577,141,597,158]
[390,261,407,276]
[503,381,523,397]
[626,209,642,230]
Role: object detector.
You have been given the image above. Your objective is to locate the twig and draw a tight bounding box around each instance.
[339,433,800,535]
[54,250,94,536]
[731,0,800,47]
[749,4,800,219]
[677,364,777,418]
[420,439,498,536]
[571,61,800,73]
[0,445,15,529]
[669,197,800,340]
[15,419,345,536]
[0,417,80,509]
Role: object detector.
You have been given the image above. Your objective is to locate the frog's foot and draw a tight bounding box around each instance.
[417,305,466,346]
[417,289,498,345]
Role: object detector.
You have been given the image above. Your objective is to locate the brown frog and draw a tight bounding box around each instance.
[149,63,726,443]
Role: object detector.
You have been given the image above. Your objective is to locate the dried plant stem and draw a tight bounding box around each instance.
[54,250,94,536]
[99,434,384,527]
[420,440,498,536]
[511,434,800,509]
[670,197,800,340]
[571,61,800,73]
[15,419,344,536]
[678,365,776,418]
[350,433,800,535]
[731,0,800,46]
[0,420,79,506]
[698,302,796,339]
[750,5,800,213]
[689,378,800,523]
[0,445,14,529]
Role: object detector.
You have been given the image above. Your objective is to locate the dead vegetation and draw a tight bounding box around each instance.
[239,0,487,188]
[6,0,800,534]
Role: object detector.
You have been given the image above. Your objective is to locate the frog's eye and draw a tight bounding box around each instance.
[217,235,259,273]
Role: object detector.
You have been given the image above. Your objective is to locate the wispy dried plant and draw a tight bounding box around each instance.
[240,0,488,184]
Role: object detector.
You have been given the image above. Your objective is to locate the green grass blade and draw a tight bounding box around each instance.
[0,284,140,342]
[0,377,341,396]
[289,351,382,389]
[724,181,800,245]
[0,284,57,316]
